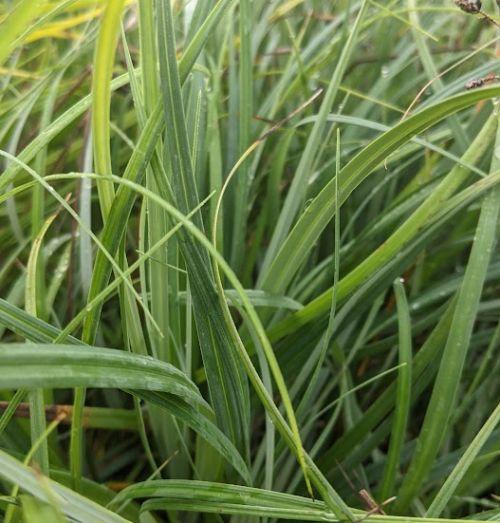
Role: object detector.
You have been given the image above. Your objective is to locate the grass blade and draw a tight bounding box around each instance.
[260,0,370,278]
[378,278,412,501]
[156,0,250,457]
[268,94,500,341]
[426,401,500,517]
[395,111,500,513]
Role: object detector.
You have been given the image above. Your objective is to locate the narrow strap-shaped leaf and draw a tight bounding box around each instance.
[0,298,83,345]
[0,341,251,484]
[229,0,253,271]
[0,344,204,404]
[25,209,61,475]
[378,279,412,500]
[92,0,125,217]
[266,92,500,341]
[177,289,303,310]
[111,479,488,523]
[395,112,500,512]
[156,0,250,457]
[259,0,370,277]
[426,401,500,517]
[0,449,128,523]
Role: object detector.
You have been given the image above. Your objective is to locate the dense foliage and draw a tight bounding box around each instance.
[0,0,499,522]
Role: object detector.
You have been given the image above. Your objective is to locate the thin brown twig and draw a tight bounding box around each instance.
[0,401,138,430]
[401,35,500,120]
[334,460,396,521]
[0,401,74,424]
[257,88,323,141]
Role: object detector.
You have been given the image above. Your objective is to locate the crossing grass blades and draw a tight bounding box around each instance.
[0,0,500,522]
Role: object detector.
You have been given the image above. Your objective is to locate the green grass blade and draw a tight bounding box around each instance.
[426,401,500,517]
[0,344,204,403]
[259,0,369,277]
[0,450,128,523]
[0,0,49,67]
[378,278,412,501]
[25,209,62,476]
[267,92,500,341]
[156,0,250,457]
[229,0,253,271]
[111,479,491,523]
[395,112,500,513]
[91,0,125,217]
[0,342,250,484]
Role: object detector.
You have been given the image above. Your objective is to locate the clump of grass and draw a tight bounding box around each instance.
[0,1,499,522]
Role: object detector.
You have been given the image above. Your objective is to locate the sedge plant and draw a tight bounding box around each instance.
[0,0,499,522]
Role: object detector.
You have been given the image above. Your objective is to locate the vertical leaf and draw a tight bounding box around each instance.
[395,112,500,512]
[25,210,61,476]
[156,0,250,458]
[259,0,369,278]
[230,0,253,271]
[379,278,412,501]
[92,0,126,217]
[71,0,126,489]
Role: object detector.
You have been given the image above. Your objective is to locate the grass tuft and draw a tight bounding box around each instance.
[0,1,499,521]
